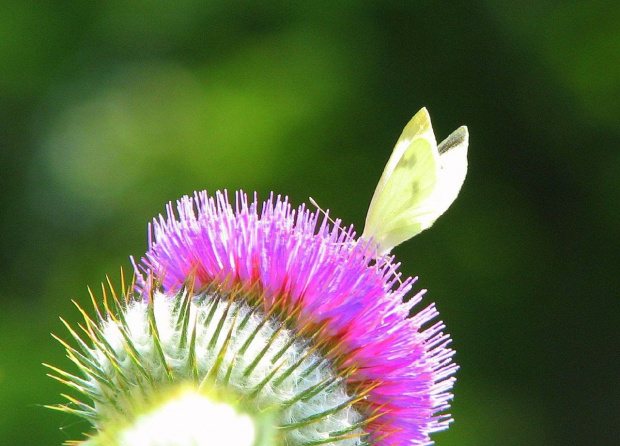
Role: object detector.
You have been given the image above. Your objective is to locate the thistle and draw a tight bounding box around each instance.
[47,108,465,445]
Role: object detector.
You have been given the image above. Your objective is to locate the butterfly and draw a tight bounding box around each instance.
[361,107,468,255]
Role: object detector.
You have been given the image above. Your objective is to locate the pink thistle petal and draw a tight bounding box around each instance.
[134,190,457,445]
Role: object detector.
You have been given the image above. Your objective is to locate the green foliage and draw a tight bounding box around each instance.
[0,1,617,445]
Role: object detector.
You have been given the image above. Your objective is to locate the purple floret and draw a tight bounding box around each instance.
[135,190,457,445]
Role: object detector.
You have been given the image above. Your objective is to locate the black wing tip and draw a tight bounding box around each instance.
[438,126,468,154]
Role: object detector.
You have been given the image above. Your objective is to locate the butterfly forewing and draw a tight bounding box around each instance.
[363,109,440,253]
[433,126,468,216]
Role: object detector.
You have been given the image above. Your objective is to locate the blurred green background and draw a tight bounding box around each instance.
[1,1,618,445]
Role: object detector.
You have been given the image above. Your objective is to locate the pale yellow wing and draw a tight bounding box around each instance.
[361,108,468,255]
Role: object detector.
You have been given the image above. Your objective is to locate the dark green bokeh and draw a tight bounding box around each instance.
[1,2,618,445]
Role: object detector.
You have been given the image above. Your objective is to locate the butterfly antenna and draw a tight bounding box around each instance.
[310,197,405,285]
[309,197,338,226]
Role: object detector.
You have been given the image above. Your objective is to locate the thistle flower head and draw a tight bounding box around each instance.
[48,110,463,446]
[131,190,455,444]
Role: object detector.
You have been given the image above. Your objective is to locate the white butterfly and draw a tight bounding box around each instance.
[361,107,468,255]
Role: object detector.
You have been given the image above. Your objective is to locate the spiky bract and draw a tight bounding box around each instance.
[48,275,375,445]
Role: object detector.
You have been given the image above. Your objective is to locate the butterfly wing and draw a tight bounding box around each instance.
[362,108,468,255]
[362,108,439,253]
[433,125,468,221]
